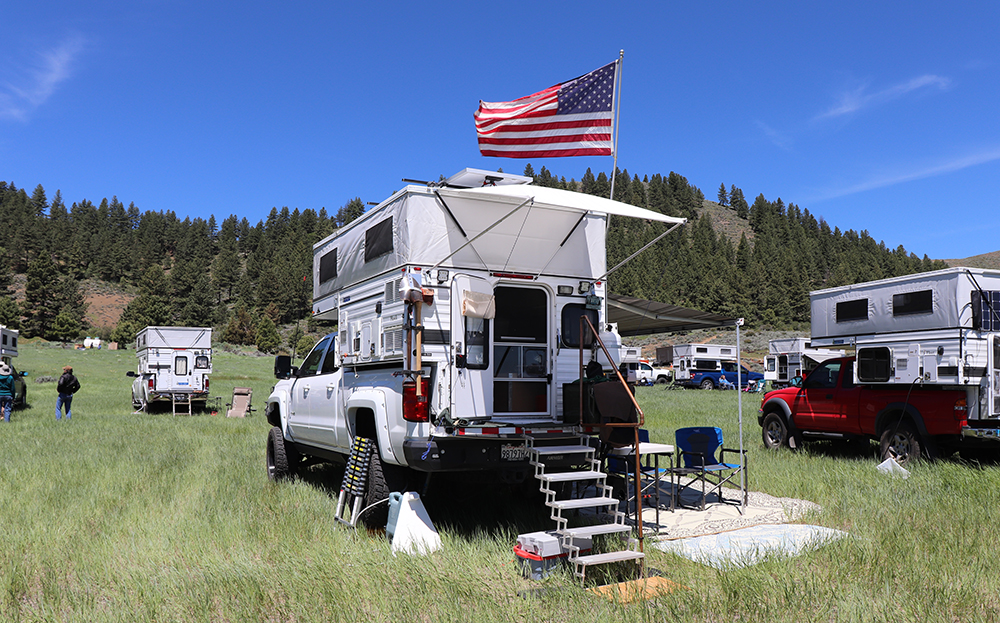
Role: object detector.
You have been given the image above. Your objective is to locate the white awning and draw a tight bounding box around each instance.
[461,184,686,225]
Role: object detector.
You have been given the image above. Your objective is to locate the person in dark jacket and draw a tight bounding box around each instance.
[56,365,80,421]
[0,362,14,422]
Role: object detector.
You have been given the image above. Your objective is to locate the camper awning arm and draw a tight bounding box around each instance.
[429,196,534,272]
[433,190,490,270]
[596,221,683,282]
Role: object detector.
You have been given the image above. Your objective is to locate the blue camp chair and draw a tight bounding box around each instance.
[671,426,747,511]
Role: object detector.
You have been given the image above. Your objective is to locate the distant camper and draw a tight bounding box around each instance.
[127,327,212,413]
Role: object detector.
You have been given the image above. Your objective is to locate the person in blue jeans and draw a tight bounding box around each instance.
[0,362,15,422]
[56,365,80,420]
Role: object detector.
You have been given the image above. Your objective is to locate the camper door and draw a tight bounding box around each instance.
[492,285,551,417]
[988,334,1000,418]
[452,276,495,420]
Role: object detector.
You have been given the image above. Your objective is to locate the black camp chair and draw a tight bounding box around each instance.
[671,426,747,511]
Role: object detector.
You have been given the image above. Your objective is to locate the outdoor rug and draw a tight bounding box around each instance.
[652,523,847,569]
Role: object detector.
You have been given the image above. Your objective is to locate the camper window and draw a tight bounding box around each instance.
[836,299,868,322]
[364,217,393,262]
[195,355,209,369]
[465,316,489,369]
[892,290,933,316]
[299,336,333,377]
[857,347,892,383]
[695,360,717,371]
[560,304,598,348]
[319,248,338,283]
[494,287,546,343]
[175,356,189,376]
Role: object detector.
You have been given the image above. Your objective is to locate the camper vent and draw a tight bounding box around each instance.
[383,327,404,354]
[385,279,403,305]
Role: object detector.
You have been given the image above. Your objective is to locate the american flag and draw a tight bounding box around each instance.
[474,61,617,158]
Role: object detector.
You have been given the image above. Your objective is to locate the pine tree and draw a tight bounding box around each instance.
[717,183,728,206]
[21,253,62,338]
[222,302,256,345]
[255,314,280,354]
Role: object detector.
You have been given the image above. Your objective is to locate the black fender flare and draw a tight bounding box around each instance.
[759,396,801,437]
[875,402,930,439]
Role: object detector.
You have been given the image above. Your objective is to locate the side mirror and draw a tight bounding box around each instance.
[126,371,137,378]
[274,355,292,379]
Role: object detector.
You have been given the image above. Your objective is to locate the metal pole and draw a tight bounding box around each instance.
[736,318,746,509]
[609,50,623,201]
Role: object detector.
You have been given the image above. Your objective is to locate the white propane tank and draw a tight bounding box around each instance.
[596,330,622,370]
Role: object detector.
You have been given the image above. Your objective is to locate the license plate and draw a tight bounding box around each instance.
[500,443,529,461]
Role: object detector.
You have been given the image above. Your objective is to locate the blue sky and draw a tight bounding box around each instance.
[2,1,998,260]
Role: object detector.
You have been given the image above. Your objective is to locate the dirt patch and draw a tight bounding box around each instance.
[85,290,134,328]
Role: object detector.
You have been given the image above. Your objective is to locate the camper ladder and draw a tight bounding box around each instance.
[334,437,375,528]
[526,432,643,586]
[172,393,192,416]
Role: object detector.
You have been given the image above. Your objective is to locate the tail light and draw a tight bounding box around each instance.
[402,377,431,422]
[955,396,968,420]
[147,378,155,391]
[204,377,209,392]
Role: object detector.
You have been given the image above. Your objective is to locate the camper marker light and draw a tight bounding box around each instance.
[557,285,574,296]
[436,269,449,283]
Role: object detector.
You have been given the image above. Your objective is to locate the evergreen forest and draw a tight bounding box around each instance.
[0,167,948,350]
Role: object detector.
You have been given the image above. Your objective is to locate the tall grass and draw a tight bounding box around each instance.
[1,346,999,620]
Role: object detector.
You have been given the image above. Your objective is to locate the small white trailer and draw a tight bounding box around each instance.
[0,325,26,406]
[128,326,213,414]
[809,267,1000,427]
[763,338,846,388]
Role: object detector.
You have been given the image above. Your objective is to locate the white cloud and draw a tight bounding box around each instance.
[815,74,951,120]
[0,36,86,121]
[811,147,1000,201]
[755,120,794,151]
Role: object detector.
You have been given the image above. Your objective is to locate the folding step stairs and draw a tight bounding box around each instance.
[172,393,192,416]
[526,433,644,584]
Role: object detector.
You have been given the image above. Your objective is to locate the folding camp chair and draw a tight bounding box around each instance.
[226,387,254,418]
[671,426,747,511]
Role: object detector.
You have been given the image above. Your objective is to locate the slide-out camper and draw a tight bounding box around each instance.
[127,326,212,414]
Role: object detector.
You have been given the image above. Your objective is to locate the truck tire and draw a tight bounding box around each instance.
[879,421,921,466]
[266,426,296,481]
[358,449,392,528]
[761,412,790,450]
[700,378,715,390]
[655,376,668,385]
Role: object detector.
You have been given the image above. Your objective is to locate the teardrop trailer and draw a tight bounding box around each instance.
[263,168,698,578]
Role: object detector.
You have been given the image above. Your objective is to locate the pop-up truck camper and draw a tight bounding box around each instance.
[264,168,689,580]
[127,326,212,414]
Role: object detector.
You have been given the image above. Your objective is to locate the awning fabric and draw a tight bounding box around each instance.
[607,294,738,336]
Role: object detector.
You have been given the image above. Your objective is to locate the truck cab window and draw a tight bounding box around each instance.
[299,336,333,377]
[803,361,841,389]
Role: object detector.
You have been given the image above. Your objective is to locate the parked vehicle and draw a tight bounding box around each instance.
[668,343,762,389]
[763,338,845,389]
[1,325,26,407]
[126,326,212,412]
[263,168,688,522]
[759,267,1000,463]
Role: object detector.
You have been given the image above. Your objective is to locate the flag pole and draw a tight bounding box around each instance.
[609,49,623,200]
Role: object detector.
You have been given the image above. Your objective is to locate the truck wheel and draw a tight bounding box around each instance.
[879,421,922,466]
[761,413,790,450]
[357,443,411,530]
[655,376,668,385]
[700,378,715,390]
[266,427,296,481]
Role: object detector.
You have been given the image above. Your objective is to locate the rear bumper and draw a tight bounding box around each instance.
[403,431,591,473]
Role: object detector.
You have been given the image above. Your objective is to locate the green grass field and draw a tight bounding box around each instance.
[3,342,1000,621]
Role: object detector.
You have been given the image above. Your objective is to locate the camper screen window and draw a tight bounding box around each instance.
[893,290,933,316]
[175,357,189,376]
[319,249,337,283]
[560,304,597,348]
[195,356,209,369]
[464,317,489,370]
[857,347,892,382]
[364,217,393,262]
[836,299,868,322]
[695,360,717,370]
[494,287,546,343]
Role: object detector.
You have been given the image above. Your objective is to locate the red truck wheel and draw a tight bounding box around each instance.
[761,413,790,449]
[879,422,922,465]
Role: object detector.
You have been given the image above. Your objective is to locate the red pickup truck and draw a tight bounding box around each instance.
[758,356,970,464]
